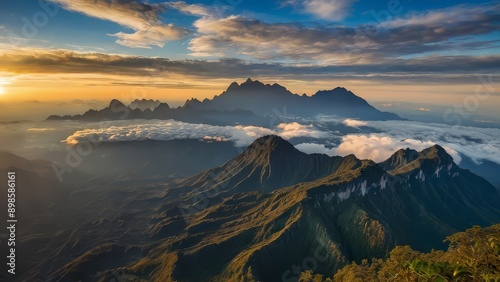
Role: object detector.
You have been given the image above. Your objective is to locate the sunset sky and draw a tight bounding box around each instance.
[0,0,499,116]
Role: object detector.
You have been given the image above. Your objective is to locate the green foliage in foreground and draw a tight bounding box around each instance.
[299,224,500,282]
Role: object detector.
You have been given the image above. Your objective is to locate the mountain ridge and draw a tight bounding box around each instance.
[186,78,403,120]
[52,135,500,281]
[46,79,403,124]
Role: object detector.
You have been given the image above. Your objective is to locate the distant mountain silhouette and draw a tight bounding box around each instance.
[185,78,403,120]
[128,98,161,111]
[0,152,77,218]
[46,79,402,124]
[47,98,268,126]
[56,136,499,282]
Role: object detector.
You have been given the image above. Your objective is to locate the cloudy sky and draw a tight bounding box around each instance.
[0,0,499,115]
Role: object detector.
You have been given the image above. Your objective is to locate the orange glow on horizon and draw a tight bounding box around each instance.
[0,73,498,113]
[0,76,14,98]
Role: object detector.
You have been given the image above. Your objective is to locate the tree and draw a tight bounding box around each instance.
[320,224,500,282]
[444,224,500,281]
[299,270,314,282]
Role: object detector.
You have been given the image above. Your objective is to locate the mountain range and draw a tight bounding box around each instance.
[128,99,161,111]
[46,79,402,125]
[186,78,402,120]
[0,152,73,218]
[50,135,499,282]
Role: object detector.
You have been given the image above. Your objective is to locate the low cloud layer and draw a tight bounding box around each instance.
[368,120,500,165]
[63,120,328,147]
[2,118,499,175]
[299,118,500,165]
[343,119,368,127]
[297,135,461,163]
[415,107,430,112]
[62,117,500,166]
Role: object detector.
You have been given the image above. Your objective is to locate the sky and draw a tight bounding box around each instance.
[0,0,499,118]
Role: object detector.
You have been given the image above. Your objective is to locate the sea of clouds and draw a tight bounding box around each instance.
[298,118,500,165]
[61,117,500,165]
[62,120,329,147]
[2,117,499,167]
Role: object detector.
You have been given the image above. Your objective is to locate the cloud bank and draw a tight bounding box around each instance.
[296,136,461,163]
[62,117,500,167]
[337,134,461,163]
[63,120,328,147]
[343,119,368,127]
[299,118,500,165]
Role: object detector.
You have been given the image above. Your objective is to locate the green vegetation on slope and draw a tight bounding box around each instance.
[297,224,500,282]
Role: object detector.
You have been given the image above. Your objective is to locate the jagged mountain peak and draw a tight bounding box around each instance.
[399,147,419,154]
[225,79,288,93]
[383,144,457,175]
[131,98,158,103]
[379,148,420,171]
[179,135,343,194]
[227,81,240,91]
[329,86,350,94]
[239,78,265,88]
[109,99,126,108]
[315,86,350,95]
[419,144,455,168]
[47,79,404,122]
[129,98,162,111]
[392,148,419,159]
[420,144,453,161]
[64,133,500,282]
[245,135,297,154]
[236,135,301,170]
[155,102,171,110]
[223,78,289,95]
[312,87,367,102]
[183,98,202,108]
